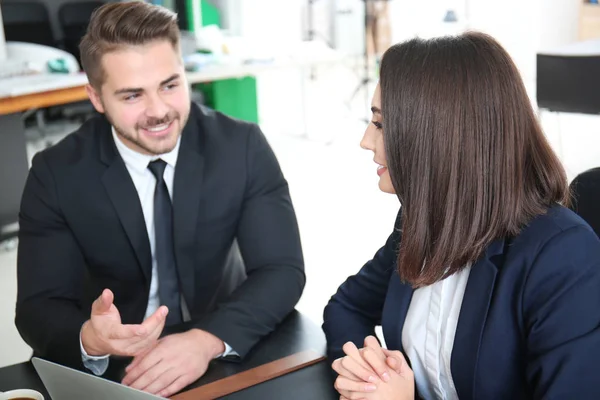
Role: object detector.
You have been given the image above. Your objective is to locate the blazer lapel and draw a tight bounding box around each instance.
[451,238,505,400]
[172,111,205,309]
[382,274,414,353]
[99,121,152,282]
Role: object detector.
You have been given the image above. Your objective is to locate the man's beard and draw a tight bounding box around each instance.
[105,108,186,156]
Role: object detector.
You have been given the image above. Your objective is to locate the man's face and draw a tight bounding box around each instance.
[87,40,191,155]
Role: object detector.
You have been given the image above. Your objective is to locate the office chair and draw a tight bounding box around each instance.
[1,1,57,47]
[58,1,105,67]
[0,114,29,244]
[569,167,600,238]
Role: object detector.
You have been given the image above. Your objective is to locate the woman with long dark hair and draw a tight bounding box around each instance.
[323,32,600,400]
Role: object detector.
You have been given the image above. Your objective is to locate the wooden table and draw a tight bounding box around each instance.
[0,85,88,115]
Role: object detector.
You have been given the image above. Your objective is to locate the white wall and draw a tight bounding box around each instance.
[537,0,579,52]
[209,0,308,136]
[388,0,580,84]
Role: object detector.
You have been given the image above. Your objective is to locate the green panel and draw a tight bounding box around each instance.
[185,0,195,30]
[213,78,259,123]
[200,1,221,26]
[185,0,259,123]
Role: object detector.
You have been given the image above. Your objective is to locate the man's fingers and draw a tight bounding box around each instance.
[143,313,167,343]
[143,367,180,395]
[362,347,390,382]
[141,306,168,333]
[122,347,163,387]
[334,376,377,394]
[127,360,169,391]
[108,323,145,340]
[110,306,166,343]
[125,345,154,373]
[93,289,114,314]
[159,374,193,398]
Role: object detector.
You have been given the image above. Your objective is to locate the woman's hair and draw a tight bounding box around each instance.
[379,32,569,287]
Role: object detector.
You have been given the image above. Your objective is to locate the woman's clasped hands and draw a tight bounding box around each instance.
[332,336,415,400]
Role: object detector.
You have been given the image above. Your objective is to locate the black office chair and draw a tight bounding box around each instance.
[0,115,30,243]
[569,167,600,238]
[1,1,57,47]
[58,1,105,67]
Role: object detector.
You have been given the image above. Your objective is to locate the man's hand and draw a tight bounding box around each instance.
[121,329,225,398]
[81,289,168,357]
[332,336,414,400]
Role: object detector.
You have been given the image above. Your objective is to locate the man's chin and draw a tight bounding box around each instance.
[137,126,181,155]
[142,139,178,156]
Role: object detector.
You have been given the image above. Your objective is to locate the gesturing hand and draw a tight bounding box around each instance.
[81,289,168,357]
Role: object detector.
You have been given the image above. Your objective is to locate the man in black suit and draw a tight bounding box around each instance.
[15,2,305,397]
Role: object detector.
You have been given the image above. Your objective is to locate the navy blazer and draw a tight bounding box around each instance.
[323,205,600,399]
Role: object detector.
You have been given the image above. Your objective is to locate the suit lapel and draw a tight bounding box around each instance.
[382,274,414,353]
[172,108,205,309]
[98,120,152,282]
[451,238,505,400]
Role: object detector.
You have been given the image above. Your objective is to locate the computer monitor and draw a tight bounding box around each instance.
[0,5,7,62]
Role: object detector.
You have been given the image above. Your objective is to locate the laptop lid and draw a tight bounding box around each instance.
[31,357,165,400]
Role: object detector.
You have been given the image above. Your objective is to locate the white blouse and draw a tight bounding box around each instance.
[401,265,472,399]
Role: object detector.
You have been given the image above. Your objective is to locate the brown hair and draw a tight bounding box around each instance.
[379,32,569,287]
[79,2,180,88]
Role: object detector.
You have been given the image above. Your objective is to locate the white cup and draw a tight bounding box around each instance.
[0,389,44,400]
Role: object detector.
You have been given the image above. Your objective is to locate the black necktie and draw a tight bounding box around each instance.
[147,159,182,326]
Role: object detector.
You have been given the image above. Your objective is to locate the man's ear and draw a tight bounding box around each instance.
[86,84,105,114]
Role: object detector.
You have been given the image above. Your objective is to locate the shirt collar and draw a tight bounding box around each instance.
[111,127,181,174]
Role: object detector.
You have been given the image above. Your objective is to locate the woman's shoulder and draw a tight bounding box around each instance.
[509,204,600,272]
[520,204,595,241]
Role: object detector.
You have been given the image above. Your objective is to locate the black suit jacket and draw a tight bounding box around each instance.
[15,103,305,372]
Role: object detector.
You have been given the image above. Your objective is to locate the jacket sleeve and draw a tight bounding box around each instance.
[190,125,305,359]
[322,211,402,362]
[15,151,89,371]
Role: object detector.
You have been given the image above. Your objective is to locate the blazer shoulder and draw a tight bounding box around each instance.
[192,103,259,140]
[511,205,600,272]
[35,115,105,167]
[523,205,595,240]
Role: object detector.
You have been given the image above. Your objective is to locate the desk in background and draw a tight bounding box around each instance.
[0,311,339,399]
[0,40,342,114]
[0,40,344,237]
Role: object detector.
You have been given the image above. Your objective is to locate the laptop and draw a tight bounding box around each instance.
[31,357,165,400]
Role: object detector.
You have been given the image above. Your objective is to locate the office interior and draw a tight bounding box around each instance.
[1,0,600,369]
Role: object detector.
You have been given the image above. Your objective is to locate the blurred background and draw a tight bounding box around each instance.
[1,0,599,368]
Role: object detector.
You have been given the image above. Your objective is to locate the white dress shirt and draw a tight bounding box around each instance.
[402,265,472,400]
[81,129,234,375]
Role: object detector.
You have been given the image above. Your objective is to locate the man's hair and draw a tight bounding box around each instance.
[79,2,180,88]
[379,32,570,287]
